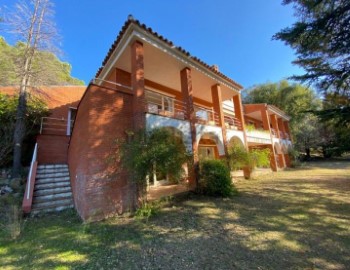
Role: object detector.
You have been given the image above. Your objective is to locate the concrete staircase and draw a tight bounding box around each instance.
[32,164,74,215]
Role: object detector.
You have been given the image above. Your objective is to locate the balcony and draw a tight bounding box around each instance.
[271,129,291,140]
[194,105,220,126]
[246,125,272,145]
[145,90,187,120]
[224,114,242,130]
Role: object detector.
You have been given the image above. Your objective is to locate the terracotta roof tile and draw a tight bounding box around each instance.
[95,16,243,90]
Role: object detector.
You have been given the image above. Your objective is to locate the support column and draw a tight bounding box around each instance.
[261,107,278,171]
[232,94,245,131]
[232,94,250,178]
[180,67,197,189]
[269,145,278,171]
[211,84,227,156]
[131,41,145,130]
[270,114,280,138]
[277,118,286,139]
[261,108,271,131]
[276,117,287,168]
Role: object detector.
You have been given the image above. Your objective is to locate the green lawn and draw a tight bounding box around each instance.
[1,161,349,269]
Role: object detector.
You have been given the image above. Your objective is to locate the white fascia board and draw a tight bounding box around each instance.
[98,24,241,93]
[97,27,135,84]
[268,106,291,121]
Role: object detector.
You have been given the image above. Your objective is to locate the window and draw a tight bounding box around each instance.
[145,90,174,115]
[198,146,215,160]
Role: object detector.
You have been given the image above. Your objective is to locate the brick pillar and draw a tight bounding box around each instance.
[232,93,250,178]
[131,41,145,130]
[180,67,197,189]
[211,84,227,156]
[261,108,271,131]
[232,94,245,131]
[277,118,286,139]
[261,107,278,171]
[270,114,280,138]
[269,145,278,171]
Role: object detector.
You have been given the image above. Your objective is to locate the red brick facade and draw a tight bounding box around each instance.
[68,84,136,221]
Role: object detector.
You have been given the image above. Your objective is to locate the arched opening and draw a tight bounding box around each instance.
[147,126,189,201]
[228,136,245,149]
[198,133,220,161]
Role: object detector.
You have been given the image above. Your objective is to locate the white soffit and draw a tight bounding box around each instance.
[98,24,241,94]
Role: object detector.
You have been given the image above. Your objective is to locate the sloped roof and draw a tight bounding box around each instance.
[95,15,243,90]
[0,86,86,110]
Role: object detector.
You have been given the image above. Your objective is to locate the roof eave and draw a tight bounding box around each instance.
[96,20,243,92]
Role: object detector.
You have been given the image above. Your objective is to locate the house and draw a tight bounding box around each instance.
[12,16,292,221]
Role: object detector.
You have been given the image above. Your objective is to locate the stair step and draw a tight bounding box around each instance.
[34,186,72,196]
[36,168,69,174]
[37,164,68,170]
[35,177,70,185]
[33,192,72,203]
[36,172,70,179]
[32,198,73,210]
[31,203,74,216]
[35,181,71,190]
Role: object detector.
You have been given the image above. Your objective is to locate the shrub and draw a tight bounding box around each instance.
[120,127,190,200]
[227,144,249,171]
[135,201,161,221]
[198,159,236,197]
[248,148,271,169]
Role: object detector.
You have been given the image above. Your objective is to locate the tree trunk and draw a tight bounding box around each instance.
[12,83,28,178]
[305,147,311,160]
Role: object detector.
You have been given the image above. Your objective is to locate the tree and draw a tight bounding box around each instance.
[3,0,59,177]
[0,93,49,167]
[0,37,84,86]
[120,128,189,202]
[274,0,350,95]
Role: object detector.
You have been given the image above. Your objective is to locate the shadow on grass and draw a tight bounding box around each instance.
[0,161,349,269]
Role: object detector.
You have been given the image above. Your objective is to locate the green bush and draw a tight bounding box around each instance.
[227,144,249,171]
[198,159,236,197]
[248,148,271,169]
[135,201,161,221]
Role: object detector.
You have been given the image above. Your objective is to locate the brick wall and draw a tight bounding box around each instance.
[68,84,136,221]
[37,135,70,164]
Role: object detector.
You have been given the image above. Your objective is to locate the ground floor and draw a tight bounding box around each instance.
[3,161,349,269]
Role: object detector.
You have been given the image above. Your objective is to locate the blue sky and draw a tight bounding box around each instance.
[1,0,303,88]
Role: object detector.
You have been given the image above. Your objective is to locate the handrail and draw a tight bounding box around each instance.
[26,143,38,200]
[144,89,188,120]
[194,105,220,126]
[22,143,38,213]
[224,114,242,130]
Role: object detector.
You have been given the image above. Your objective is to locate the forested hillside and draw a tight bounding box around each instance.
[0,37,84,86]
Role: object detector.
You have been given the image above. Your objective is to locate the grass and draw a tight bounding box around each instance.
[0,161,349,269]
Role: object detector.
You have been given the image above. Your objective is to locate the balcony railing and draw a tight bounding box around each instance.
[271,128,277,137]
[271,128,291,140]
[144,90,188,120]
[224,115,242,130]
[194,105,220,126]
